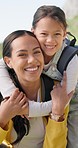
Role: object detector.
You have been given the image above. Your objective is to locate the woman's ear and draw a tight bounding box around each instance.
[4,56,12,68]
[31,27,34,33]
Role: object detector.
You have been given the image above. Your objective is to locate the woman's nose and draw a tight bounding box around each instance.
[28,55,35,64]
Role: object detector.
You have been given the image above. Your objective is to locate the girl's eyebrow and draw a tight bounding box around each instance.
[33,46,41,50]
[16,47,40,53]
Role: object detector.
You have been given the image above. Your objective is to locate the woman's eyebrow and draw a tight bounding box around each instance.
[16,49,28,53]
[16,46,40,53]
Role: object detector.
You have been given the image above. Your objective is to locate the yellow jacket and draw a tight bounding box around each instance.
[0,120,13,147]
[43,106,69,148]
[0,106,69,148]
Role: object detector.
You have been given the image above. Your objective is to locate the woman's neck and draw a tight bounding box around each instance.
[19,79,40,101]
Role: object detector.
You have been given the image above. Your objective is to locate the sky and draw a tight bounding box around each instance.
[0,0,66,42]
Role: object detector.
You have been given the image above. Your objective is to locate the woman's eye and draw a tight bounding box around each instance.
[40,33,47,36]
[18,54,27,57]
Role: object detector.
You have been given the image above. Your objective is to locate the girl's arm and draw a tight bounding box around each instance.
[66,54,78,94]
[29,100,52,117]
[66,55,78,148]
[0,58,16,97]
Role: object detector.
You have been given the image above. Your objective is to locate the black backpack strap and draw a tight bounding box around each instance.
[67,32,77,46]
[57,46,78,75]
[41,73,54,102]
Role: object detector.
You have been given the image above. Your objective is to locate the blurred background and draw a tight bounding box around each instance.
[0,0,78,57]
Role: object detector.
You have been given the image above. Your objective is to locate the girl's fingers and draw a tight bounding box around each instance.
[19,95,28,106]
[68,90,75,99]
[53,82,60,89]
[18,102,29,116]
[53,85,57,89]
[21,102,28,109]
[61,71,67,89]
[1,97,10,104]
[10,88,20,100]
[9,89,26,104]
[14,92,24,103]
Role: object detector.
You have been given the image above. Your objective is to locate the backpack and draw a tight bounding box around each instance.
[57,32,78,75]
[41,73,54,102]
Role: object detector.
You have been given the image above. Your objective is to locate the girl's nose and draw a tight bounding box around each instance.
[46,35,55,42]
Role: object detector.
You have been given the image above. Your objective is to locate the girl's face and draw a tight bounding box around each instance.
[32,17,66,60]
[5,35,44,84]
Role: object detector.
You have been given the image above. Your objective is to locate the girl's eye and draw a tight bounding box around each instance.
[55,33,61,36]
[34,50,41,54]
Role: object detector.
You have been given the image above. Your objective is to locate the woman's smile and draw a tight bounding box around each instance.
[24,66,39,72]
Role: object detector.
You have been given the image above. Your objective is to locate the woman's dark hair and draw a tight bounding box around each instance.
[3,30,40,58]
[2,30,40,145]
[32,5,67,30]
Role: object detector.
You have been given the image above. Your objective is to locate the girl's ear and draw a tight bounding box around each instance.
[4,56,12,68]
[63,30,67,40]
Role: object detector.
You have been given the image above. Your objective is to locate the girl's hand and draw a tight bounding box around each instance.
[0,88,28,128]
[51,71,74,115]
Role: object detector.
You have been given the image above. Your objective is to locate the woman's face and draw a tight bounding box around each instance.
[32,17,66,59]
[5,35,44,84]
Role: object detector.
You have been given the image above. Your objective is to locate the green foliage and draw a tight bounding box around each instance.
[67,15,78,44]
[0,43,2,58]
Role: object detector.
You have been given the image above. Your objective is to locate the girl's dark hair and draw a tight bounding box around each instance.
[32,5,67,29]
[2,30,40,145]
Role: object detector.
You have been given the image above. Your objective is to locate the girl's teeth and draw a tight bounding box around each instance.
[46,45,55,48]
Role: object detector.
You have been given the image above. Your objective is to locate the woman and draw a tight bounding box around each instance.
[0,30,72,148]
